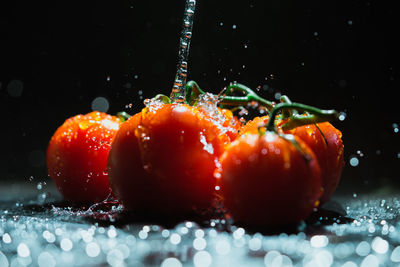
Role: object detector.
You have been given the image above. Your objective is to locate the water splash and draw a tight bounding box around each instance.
[170,0,197,103]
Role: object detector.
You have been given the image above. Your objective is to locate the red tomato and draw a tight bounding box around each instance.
[240,117,344,204]
[47,111,121,203]
[108,103,232,214]
[218,132,322,226]
[219,108,242,141]
[285,122,344,204]
[238,116,269,135]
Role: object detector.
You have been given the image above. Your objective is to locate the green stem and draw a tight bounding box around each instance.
[219,83,274,111]
[185,80,205,105]
[116,112,131,122]
[266,103,338,132]
[279,95,293,118]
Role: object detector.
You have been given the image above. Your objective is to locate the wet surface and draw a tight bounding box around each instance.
[1,183,400,267]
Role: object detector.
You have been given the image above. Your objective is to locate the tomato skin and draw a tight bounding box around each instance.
[219,108,242,141]
[47,111,121,203]
[108,103,230,214]
[218,132,322,226]
[285,122,344,204]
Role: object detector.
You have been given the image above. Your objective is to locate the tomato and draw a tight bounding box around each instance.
[47,111,121,203]
[285,122,344,204]
[238,116,268,135]
[240,116,344,204]
[107,102,232,215]
[219,108,242,141]
[217,131,322,226]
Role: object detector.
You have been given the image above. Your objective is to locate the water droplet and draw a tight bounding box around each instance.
[392,123,399,133]
[349,156,359,167]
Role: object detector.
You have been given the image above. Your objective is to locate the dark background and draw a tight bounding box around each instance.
[0,0,398,194]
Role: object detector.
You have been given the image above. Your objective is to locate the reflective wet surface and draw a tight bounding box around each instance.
[1,183,400,266]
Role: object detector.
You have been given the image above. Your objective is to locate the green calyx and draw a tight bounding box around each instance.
[116,111,132,122]
[266,102,338,132]
[182,80,338,133]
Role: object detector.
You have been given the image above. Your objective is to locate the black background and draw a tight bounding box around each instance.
[0,0,398,194]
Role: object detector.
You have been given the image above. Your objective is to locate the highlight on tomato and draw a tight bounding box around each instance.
[47,111,121,203]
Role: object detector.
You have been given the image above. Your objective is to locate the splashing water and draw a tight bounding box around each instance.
[170,0,197,103]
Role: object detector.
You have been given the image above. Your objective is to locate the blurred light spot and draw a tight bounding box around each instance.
[2,233,12,243]
[7,80,23,98]
[60,238,73,251]
[264,250,281,266]
[356,241,370,256]
[216,240,230,255]
[233,228,245,239]
[248,237,262,251]
[170,233,181,245]
[138,230,148,240]
[393,123,399,133]
[341,261,357,267]
[310,235,329,248]
[161,257,182,267]
[17,243,30,257]
[193,251,212,267]
[161,229,170,238]
[315,250,333,267]
[0,251,9,267]
[360,254,379,267]
[193,238,207,251]
[86,242,100,257]
[38,252,56,267]
[107,227,117,238]
[195,229,204,238]
[338,112,347,121]
[371,237,388,254]
[91,97,109,113]
[107,249,124,267]
[232,25,237,29]
[391,246,400,262]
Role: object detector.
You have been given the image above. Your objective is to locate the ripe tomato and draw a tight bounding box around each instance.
[285,122,344,204]
[217,132,322,226]
[240,116,344,204]
[47,111,121,203]
[108,102,232,214]
[219,108,242,141]
[238,116,269,135]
